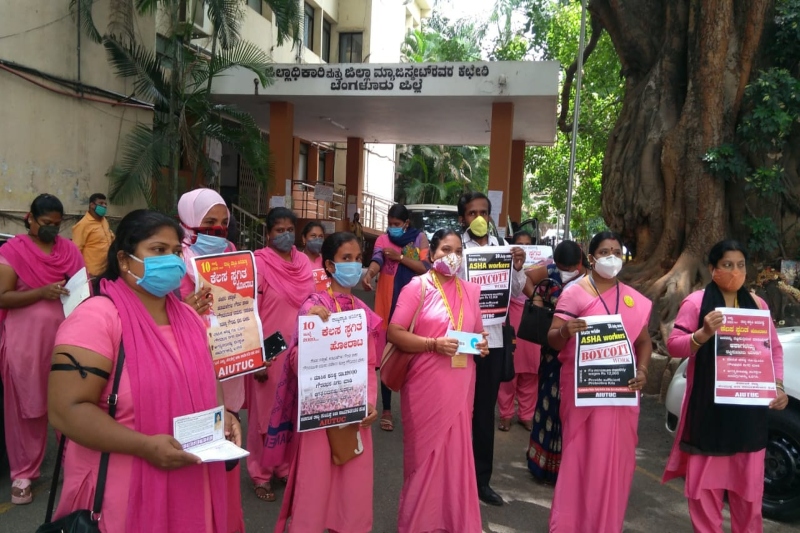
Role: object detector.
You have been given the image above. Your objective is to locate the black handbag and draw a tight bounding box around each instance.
[36,343,126,533]
[500,317,517,383]
[517,278,563,346]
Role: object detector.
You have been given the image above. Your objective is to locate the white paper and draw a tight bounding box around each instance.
[519,245,554,270]
[173,405,249,462]
[314,184,335,202]
[347,203,358,219]
[269,195,286,208]
[488,190,503,224]
[60,267,90,317]
[447,329,481,355]
[321,220,336,235]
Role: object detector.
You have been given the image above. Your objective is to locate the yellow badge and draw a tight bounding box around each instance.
[624,295,635,308]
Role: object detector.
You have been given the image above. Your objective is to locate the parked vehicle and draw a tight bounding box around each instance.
[665,327,800,521]
[404,204,501,241]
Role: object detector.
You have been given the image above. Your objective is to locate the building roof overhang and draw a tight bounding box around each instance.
[212,61,560,146]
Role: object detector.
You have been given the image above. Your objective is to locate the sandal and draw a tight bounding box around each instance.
[520,419,533,432]
[379,411,394,432]
[279,476,289,485]
[254,482,276,502]
[498,418,511,432]
[11,479,32,505]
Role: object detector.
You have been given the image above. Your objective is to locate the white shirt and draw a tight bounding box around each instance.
[461,232,526,349]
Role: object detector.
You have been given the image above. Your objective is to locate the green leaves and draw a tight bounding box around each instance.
[703,144,750,181]
[744,216,781,256]
[69,0,102,44]
[107,124,169,206]
[265,0,303,47]
[103,37,170,108]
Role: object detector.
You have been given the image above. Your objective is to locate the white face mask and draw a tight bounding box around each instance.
[593,255,623,279]
[558,269,580,283]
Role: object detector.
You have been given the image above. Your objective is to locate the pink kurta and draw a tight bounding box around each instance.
[662,290,784,503]
[392,273,484,533]
[275,291,381,533]
[498,295,541,420]
[52,297,215,533]
[549,282,652,533]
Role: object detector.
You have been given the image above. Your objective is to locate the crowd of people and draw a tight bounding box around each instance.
[0,189,788,532]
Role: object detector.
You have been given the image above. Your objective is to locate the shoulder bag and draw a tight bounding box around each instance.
[516,278,562,347]
[380,278,427,392]
[36,342,126,533]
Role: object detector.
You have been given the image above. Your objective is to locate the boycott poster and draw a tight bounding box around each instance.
[714,307,777,406]
[574,315,638,407]
[192,251,265,381]
[463,246,514,326]
[297,309,369,432]
[519,245,554,270]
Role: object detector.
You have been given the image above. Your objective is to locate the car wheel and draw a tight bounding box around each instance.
[763,407,800,521]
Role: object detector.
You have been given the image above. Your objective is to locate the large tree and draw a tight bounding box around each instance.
[564,1,800,341]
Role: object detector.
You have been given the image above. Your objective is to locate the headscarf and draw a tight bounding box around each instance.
[177,188,234,275]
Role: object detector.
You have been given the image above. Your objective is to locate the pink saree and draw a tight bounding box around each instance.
[548,282,652,533]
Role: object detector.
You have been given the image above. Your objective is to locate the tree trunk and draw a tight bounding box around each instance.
[589,0,771,346]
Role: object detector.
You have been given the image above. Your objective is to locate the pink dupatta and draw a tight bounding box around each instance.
[100,278,226,533]
[254,246,314,309]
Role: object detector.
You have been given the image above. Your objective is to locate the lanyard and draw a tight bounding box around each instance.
[432,272,463,331]
[588,275,620,315]
[327,287,355,313]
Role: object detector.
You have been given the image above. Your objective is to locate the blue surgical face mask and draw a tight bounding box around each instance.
[331,261,363,288]
[271,231,295,253]
[128,254,187,297]
[191,233,229,256]
[387,226,405,238]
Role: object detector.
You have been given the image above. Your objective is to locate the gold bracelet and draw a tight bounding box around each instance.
[777,384,785,392]
[690,333,703,349]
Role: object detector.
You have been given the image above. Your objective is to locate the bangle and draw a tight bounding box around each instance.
[559,324,569,339]
[400,254,404,261]
[690,333,703,349]
[777,383,785,392]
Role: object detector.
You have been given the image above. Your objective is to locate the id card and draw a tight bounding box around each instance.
[451,354,468,368]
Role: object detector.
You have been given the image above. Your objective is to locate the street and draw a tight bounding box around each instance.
[1,394,798,532]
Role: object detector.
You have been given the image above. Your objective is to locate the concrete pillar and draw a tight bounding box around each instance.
[488,102,514,228]
[508,140,526,225]
[269,102,294,199]
[324,150,335,182]
[307,143,320,182]
[346,137,365,217]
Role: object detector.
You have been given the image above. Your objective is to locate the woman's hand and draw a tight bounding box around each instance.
[561,319,588,338]
[770,389,789,410]
[628,369,647,391]
[362,270,376,291]
[476,331,490,358]
[307,305,331,322]
[384,249,402,262]
[700,310,725,342]
[361,403,378,428]
[141,434,202,470]
[253,365,271,383]
[185,285,213,315]
[39,280,69,300]
[225,411,242,446]
[435,337,459,357]
[510,247,526,271]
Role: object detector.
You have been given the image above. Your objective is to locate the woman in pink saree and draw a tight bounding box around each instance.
[247,207,315,502]
[388,228,489,533]
[177,188,244,532]
[0,194,84,504]
[266,232,383,532]
[47,209,241,532]
[546,231,652,533]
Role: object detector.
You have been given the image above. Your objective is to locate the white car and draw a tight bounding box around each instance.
[665,327,800,521]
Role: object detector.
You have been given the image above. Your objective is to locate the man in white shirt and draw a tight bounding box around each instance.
[458,191,526,506]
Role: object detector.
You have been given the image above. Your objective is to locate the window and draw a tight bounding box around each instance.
[322,19,331,62]
[246,0,261,15]
[303,3,315,50]
[339,32,363,63]
[298,143,309,182]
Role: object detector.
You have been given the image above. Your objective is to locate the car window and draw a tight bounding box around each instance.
[408,209,462,240]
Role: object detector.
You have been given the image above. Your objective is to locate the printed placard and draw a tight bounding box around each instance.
[463,246,514,326]
[575,315,638,407]
[519,245,554,270]
[714,307,777,406]
[192,251,265,380]
[297,310,369,431]
[312,267,331,292]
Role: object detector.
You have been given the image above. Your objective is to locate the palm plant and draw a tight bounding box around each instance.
[69,0,302,212]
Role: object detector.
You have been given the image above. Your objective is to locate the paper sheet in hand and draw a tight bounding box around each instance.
[173,406,249,462]
[447,329,481,355]
[60,267,90,317]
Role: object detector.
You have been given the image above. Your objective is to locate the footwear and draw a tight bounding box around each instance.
[379,410,394,432]
[253,481,276,502]
[11,479,32,505]
[519,419,533,432]
[478,484,504,506]
[498,418,511,432]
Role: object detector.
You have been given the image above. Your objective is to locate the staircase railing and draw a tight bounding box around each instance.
[290,180,346,221]
[362,191,393,232]
[231,203,266,251]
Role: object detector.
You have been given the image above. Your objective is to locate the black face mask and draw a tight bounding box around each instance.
[37,225,59,243]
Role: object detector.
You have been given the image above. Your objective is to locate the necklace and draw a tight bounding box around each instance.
[588,275,620,315]
[432,272,464,331]
[327,287,356,312]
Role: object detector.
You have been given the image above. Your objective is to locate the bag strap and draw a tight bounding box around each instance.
[407,275,428,335]
[42,341,126,523]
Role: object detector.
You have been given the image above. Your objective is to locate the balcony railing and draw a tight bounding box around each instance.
[291,180,346,221]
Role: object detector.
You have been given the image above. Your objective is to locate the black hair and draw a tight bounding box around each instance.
[302,220,325,238]
[708,239,748,267]
[266,207,297,231]
[554,240,584,267]
[588,231,624,256]
[321,232,360,277]
[89,193,107,204]
[430,228,462,255]
[387,204,410,221]
[103,210,184,280]
[512,231,533,244]
[25,193,64,229]
[457,191,492,217]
